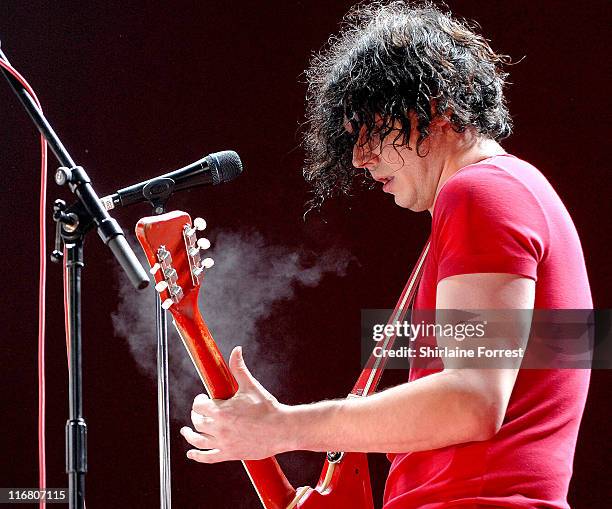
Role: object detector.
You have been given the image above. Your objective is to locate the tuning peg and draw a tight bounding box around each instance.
[150,263,161,275]
[202,257,214,269]
[155,280,169,292]
[169,284,183,299]
[197,237,211,250]
[157,247,171,263]
[163,267,178,283]
[193,217,207,231]
[161,298,173,310]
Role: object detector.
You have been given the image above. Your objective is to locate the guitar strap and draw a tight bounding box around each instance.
[351,238,430,397]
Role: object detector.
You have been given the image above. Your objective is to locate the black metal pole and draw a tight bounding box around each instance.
[0,48,75,168]
[65,240,86,509]
[0,46,149,290]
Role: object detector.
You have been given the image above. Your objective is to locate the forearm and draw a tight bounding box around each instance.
[281,370,497,454]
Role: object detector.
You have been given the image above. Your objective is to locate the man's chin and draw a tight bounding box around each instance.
[393,194,423,212]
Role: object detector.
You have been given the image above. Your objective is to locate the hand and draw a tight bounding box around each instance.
[180,346,291,463]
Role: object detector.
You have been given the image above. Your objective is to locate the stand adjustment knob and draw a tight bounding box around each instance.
[55,166,72,186]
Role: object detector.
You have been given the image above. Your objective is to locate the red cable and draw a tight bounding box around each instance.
[38,135,47,509]
[0,58,48,509]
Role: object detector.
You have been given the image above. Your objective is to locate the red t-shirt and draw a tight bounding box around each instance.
[383,154,592,508]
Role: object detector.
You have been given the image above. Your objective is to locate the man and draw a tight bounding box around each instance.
[180,2,591,507]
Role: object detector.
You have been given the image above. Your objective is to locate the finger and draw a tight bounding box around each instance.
[193,393,217,415]
[193,393,210,407]
[191,410,215,433]
[228,346,256,390]
[180,426,215,450]
[186,448,229,464]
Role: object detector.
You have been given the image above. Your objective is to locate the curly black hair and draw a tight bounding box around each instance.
[303,0,512,207]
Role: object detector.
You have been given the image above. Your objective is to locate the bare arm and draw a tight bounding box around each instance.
[182,273,534,462]
[282,273,533,453]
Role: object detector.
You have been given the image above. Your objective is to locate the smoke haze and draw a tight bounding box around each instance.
[112,229,353,417]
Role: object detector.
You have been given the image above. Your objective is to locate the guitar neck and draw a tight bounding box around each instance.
[171,293,296,509]
[172,294,238,398]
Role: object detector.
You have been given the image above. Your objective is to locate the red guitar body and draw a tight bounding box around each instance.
[293,453,373,508]
[136,211,374,509]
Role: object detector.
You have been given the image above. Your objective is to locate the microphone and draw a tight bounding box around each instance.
[101,150,243,210]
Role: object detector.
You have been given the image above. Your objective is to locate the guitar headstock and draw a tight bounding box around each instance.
[135,210,214,310]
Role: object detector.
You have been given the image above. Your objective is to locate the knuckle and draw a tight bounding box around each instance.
[193,393,209,408]
[193,434,209,449]
[194,401,214,415]
[207,405,221,419]
[194,392,208,403]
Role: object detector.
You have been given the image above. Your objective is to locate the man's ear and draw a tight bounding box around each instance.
[429,99,453,131]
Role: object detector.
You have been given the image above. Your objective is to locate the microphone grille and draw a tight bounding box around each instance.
[206,150,243,185]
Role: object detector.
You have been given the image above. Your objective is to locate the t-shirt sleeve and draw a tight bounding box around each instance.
[433,165,547,283]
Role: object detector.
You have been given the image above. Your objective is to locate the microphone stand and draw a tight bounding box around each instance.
[0,45,149,509]
[105,177,177,508]
[156,257,172,509]
[142,184,175,509]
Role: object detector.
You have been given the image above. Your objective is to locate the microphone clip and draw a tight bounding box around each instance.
[142,177,175,215]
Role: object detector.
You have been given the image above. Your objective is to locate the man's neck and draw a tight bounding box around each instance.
[428,136,506,215]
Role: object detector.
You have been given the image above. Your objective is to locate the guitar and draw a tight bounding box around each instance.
[136,210,374,509]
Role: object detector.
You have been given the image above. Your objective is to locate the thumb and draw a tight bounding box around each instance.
[229,346,255,390]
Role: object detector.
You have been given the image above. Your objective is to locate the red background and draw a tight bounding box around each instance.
[1,1,610,508]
